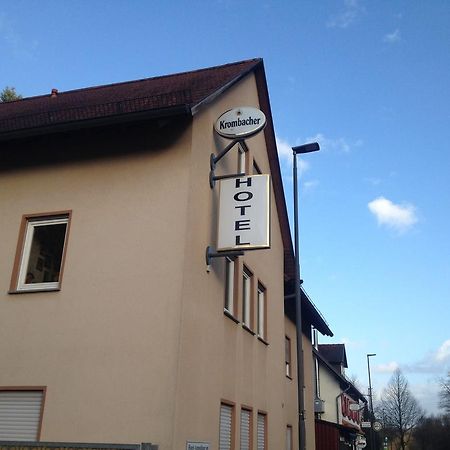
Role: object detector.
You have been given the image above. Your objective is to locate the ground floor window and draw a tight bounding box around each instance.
[219,402,234,450]
[0,388,45,441]
[257,412,267,450]
[240,408,252,450]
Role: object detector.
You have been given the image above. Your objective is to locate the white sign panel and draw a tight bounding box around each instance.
[186,442,209,450]
[214,107,266,139]
[217,175,270,251]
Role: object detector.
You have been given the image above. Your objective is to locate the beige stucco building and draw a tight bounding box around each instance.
[313,343,367,450]
[0,59,331,450]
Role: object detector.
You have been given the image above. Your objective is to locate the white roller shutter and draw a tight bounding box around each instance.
[0,390,43,441]
[257,413,266,450]
[240,409,250,450]
[219,404,233,450]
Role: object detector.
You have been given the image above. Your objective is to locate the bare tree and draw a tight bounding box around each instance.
[439,372,450,414]
[380,369,423,450]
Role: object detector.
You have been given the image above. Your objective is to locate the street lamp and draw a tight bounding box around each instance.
[367,353,376,450]
[367,354,376,417]
[292,142,320,450]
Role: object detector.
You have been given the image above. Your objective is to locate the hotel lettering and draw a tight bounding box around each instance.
[217,174,270,251]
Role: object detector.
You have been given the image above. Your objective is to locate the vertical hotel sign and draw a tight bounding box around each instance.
[217,174,270,251]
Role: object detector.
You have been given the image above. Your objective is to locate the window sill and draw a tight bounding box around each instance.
[224,309,240,324]
[242,324,256,335]
[8,287,61,295]
[257,336,269,346]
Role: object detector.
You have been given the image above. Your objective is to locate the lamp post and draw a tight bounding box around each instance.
[367,353,376,450]
[292,142,320,450]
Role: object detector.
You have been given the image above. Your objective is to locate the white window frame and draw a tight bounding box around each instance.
[225,258,235,315]
[285,336,291,377]
[286,425,293,450]
[257,283,266,339]
[238,143,246,174]
[16,216,69,292]
[242,267,252,328]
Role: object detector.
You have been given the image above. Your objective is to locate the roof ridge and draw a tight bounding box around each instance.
[4,58,262,103]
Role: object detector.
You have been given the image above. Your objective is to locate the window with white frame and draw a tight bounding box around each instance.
[238,143,246,174]
[257,283,266,339]
[257,412,266,450]
[286,425,293,450]
[219,402,234,450]
[285,336,292,377]
[242,266,252,329]
[224,258,235,315]
[0,389,45,441]
[13,213,70,292]
[240,408,251,450]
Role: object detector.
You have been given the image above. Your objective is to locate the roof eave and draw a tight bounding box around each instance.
[0,104,191,142]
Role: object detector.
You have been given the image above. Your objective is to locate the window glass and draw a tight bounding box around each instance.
[16,215,69,291]
[238,144,246,174]
[242,267,252,328]
[257,284,266,339]
[286,426,292,450]
[285,336,291,377]
[225,258,235,314]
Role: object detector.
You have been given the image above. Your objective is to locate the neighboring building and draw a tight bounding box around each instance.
[313,342,367,450]
[0,59,331,450]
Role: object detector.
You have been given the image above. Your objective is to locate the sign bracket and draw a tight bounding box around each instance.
[210,140,249,188]
[205,246,244,270]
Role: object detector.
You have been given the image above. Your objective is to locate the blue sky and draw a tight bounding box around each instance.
[1,0,449,414]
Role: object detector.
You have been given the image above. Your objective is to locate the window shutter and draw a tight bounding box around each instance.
[240,409,250,450]
[257,413,266,450]
[219,404,233,450]
[0,390,43,441]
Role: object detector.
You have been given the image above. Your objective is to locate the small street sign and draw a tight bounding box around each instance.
[373,421,383,432]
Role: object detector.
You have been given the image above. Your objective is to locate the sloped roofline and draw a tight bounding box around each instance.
[0,58,331,335]
[314,347,367,403]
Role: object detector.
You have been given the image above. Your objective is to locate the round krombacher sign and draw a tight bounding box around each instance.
[214,106,266,139]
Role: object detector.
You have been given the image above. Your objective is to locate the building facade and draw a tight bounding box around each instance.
[0,59,331,450]
[313,343,367,450]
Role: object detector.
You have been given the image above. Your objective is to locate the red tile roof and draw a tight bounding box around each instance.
[0,58,261,137]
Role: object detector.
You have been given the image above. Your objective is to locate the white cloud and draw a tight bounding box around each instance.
[364,177,382,186]
[306,132,361,154]
[383,29,401,43]
[368,196,418,232]
[435,340,450,362]
[376,361,400,373]
[276,135,310,174]
[303,180,319,192]
[327,0,365,29]
[381,340,450,375]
